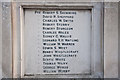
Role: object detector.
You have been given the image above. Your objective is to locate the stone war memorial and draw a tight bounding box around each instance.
[0,0,120,79]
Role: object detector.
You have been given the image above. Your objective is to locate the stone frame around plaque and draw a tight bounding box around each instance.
[12,2,104,78]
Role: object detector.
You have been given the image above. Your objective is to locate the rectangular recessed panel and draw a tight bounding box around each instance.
[24,9,91,75]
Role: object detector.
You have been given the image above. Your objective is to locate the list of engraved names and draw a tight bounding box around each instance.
[25,9,91,74]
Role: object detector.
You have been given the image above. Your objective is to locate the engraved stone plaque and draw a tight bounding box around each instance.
[24,9,91,75]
